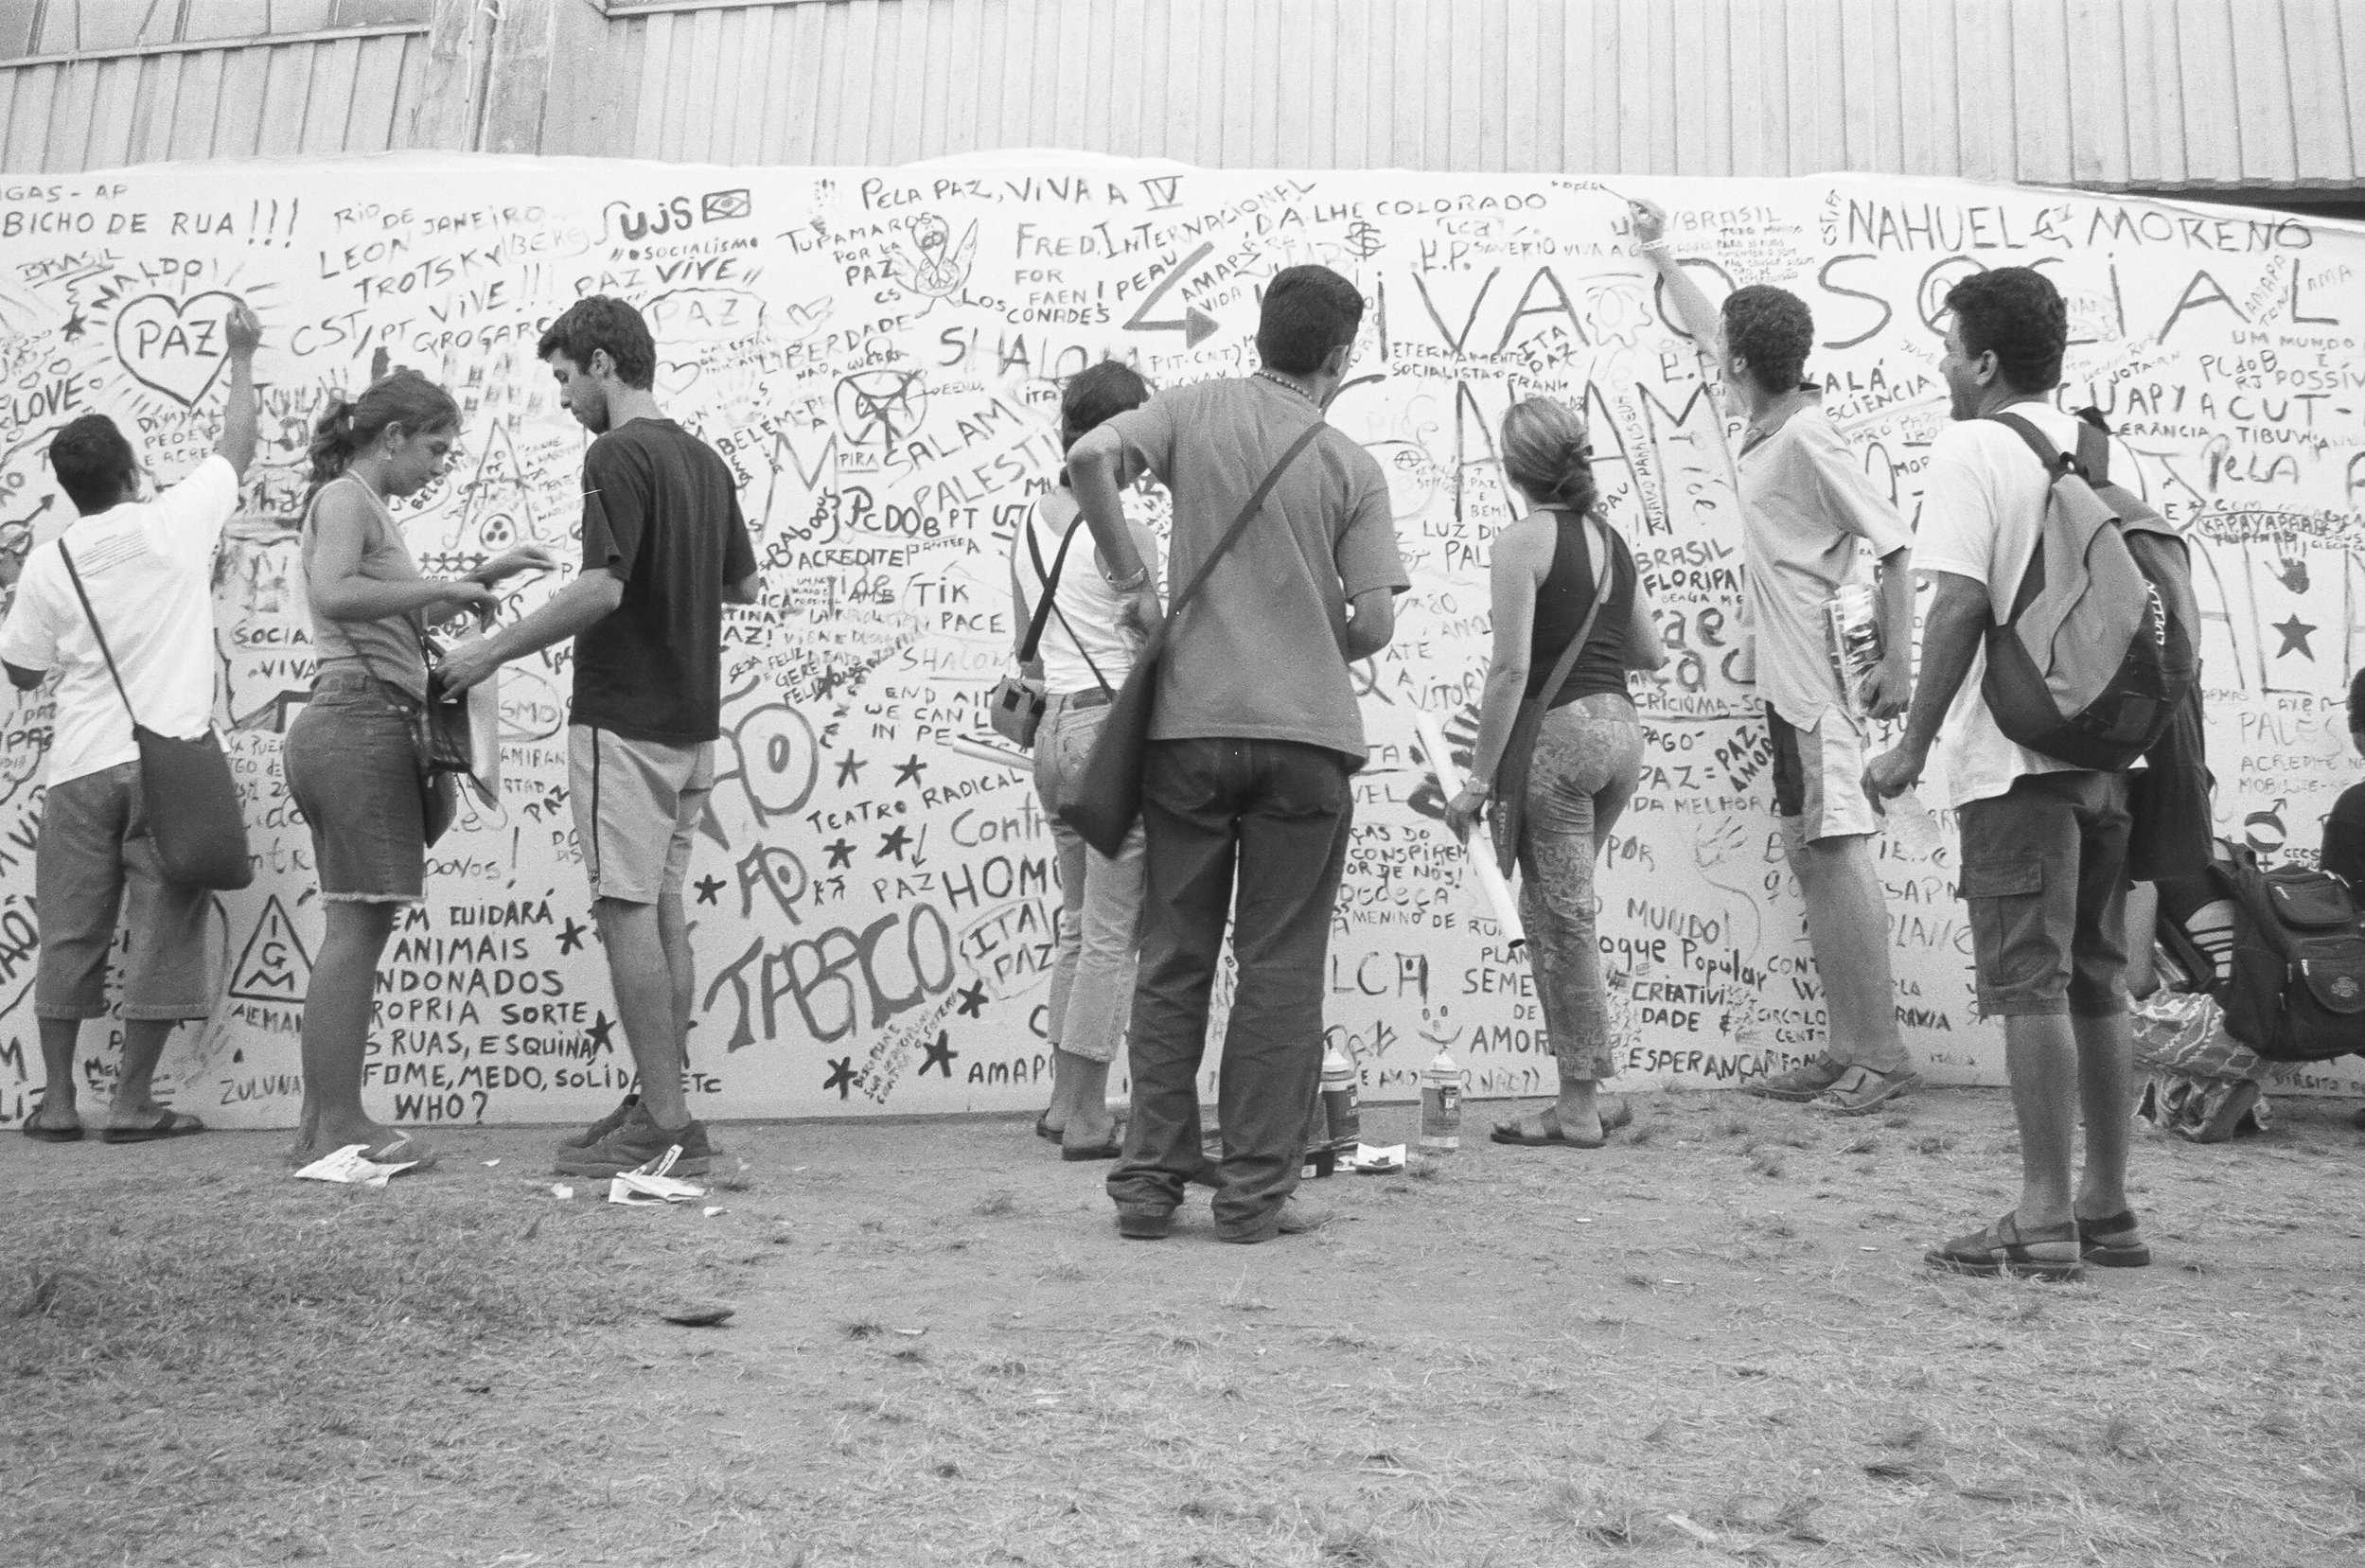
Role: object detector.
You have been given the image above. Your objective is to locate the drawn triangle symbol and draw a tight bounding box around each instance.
[1183,306,1219,349]
[227,894,314,1005]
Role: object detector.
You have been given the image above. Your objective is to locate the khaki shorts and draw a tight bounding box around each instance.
[35,762,212,1021]
[1955,770,2131,1018]
[1766,705,1877,841]
[568,726,714,905]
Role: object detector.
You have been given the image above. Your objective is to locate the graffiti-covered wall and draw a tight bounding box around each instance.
[2,154,2361,1128]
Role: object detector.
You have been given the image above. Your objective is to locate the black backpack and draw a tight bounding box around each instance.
[2184,839,2365,1064]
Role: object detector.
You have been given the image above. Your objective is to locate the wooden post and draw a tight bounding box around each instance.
[406,0,489,150]
[482,0,560,155]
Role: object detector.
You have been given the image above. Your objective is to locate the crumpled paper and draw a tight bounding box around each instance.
[293,1144,420,1189]
[608,1144,710,1207]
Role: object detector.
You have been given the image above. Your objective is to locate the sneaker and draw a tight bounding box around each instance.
[1218,1195,1330,1245]
[558,1091,640,1151]
[1115,1203,1174,1240]
[552,1102,715,1179]
[1740,1056,1846,1102]
[1809,1066,1921,1117]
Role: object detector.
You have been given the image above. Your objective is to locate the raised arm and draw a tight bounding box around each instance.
[1631,200,1723,362]
[215,302,263,480]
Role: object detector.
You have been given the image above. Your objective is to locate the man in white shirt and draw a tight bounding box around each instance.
[1633,201,1921,1116]
[1864,270,2138,1282]
[2,302,262,1144]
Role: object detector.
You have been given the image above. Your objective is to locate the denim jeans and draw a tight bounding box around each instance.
[283,664,427,903]
[1032,693,1147,1065]
[1107,737,1353,1240]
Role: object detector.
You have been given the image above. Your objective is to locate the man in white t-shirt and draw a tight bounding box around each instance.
[1,302,262,1144]
[1633,200,1921,1116]
[1863,269,2138,1283]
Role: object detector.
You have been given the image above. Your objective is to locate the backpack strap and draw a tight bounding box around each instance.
[2074,406,2113,486]
[1985,412,2074,480]
[57,541,142,729]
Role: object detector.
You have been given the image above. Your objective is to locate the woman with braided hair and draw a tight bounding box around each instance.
[1444,396,1666,1148]
[281,372,556,1168]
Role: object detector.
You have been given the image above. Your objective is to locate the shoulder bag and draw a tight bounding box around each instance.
[1489,512,1619,879]
[1059,421,1326,858]
[415,609,499,846]
[58,543,253,890]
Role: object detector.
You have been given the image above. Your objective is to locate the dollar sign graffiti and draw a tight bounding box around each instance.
[1345,220,1384,259]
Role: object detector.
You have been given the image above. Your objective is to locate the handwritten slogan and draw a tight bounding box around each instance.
[2,156,2361,1128]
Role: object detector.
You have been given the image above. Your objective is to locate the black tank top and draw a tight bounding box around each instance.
[1524,510,1636,709]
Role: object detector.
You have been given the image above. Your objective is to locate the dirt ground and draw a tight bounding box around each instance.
[7,1085,2365,1568]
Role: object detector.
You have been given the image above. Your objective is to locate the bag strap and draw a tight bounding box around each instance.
[1020,504,1113,695]
[56,541,141,729]
[1985,411,2074,480]
[1527,513,1620,718]
[1147,419,1326,659]
[2074,406,2113,486]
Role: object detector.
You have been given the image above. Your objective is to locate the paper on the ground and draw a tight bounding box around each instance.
[293,1143,420,1189]
[607,1145,710,1207]
[1349,1142,1407,1173]
[1411,711,1527,950]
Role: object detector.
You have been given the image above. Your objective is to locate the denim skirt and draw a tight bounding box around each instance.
[284,664,428,903]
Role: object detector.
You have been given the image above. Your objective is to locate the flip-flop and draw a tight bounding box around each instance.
[1060,1136,1123,1161]
[21,1119,83,1143]
[1489,1109,1606,1150]
[1034,1112,1059,1141]
[364,1132,438,1174]
[101,1110,205,1144]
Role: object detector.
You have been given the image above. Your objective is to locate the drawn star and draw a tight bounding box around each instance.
[587,1011,616,1050]
[894,753,927,786]
[823,837,856,870]
[2272,614,2318,660]
[835,751,867,786]
[823,1056,856,1099]
[60,308,85,342]
[556,917,589,955]
[921,1031,959,1077]
[953,980,988,1019]
[879,824,911,860]
[694,873,725,905]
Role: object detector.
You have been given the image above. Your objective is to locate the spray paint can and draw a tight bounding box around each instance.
[1321,1042,1361,1159]
[1420,1047,1462,1152]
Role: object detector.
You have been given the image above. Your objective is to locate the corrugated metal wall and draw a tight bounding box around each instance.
[4,0,2363,190]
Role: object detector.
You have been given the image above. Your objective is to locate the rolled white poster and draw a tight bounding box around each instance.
[944,733,1036,775]
[1412,711,1527,951]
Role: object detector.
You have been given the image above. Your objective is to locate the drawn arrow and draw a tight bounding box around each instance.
[1123,241,1221,347]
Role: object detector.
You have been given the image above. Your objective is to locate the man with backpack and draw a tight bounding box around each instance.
[1864,268,2159,1281]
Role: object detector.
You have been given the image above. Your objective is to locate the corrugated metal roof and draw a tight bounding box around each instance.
[3,0,2360,187]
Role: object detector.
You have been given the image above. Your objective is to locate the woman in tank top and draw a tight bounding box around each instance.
[1443,397,1667,1149]
[1008,361,1163,1159]
[281,371,556,1168]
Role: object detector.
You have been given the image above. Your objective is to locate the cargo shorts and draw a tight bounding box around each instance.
[1954,770,2132,1018]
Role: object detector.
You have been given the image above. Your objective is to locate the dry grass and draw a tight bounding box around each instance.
[6,1090,2365,1567]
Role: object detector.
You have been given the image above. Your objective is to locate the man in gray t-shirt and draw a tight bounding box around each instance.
[1068,264,1406,1244]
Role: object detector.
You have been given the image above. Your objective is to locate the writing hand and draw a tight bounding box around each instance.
[222,300,263,361]
[1629,199,1669,250]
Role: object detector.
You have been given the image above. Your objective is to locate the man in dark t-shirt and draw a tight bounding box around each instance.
[438,296,757,1176]
[2324,670,2365,890]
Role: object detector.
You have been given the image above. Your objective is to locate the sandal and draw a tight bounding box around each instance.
[1060,1136,1123,1162]
[1490,1108,1606,1150]
[1809,1066,1921,1117]
[101,1110,206,1144]
[1924,1212,2083,1281]
[2076,1209,2151,1269]
[22,1115,83,1144]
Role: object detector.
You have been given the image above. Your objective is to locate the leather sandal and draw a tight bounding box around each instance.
[1924,1212,2083,1281]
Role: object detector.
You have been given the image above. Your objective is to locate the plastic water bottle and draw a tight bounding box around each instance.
[1419,1047,1462,1152]
[1321,1043,1361,1159]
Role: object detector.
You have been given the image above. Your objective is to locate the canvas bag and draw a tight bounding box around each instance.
[1979,410,2200,772]
[2203,837,2365,1065]
[1490,512,1619,878]
[58,543,253,890]
[1059,422,1324,858]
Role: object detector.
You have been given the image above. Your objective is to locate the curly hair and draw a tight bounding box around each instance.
[1944,267,2068,394]
[1500,397,1597,515]
[1721,285,1814,395]
[537,294,657,389]
[48,414,138,513]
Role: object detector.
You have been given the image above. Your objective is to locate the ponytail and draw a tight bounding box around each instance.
[1499,396,1598,517]
[301,370,462,508]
